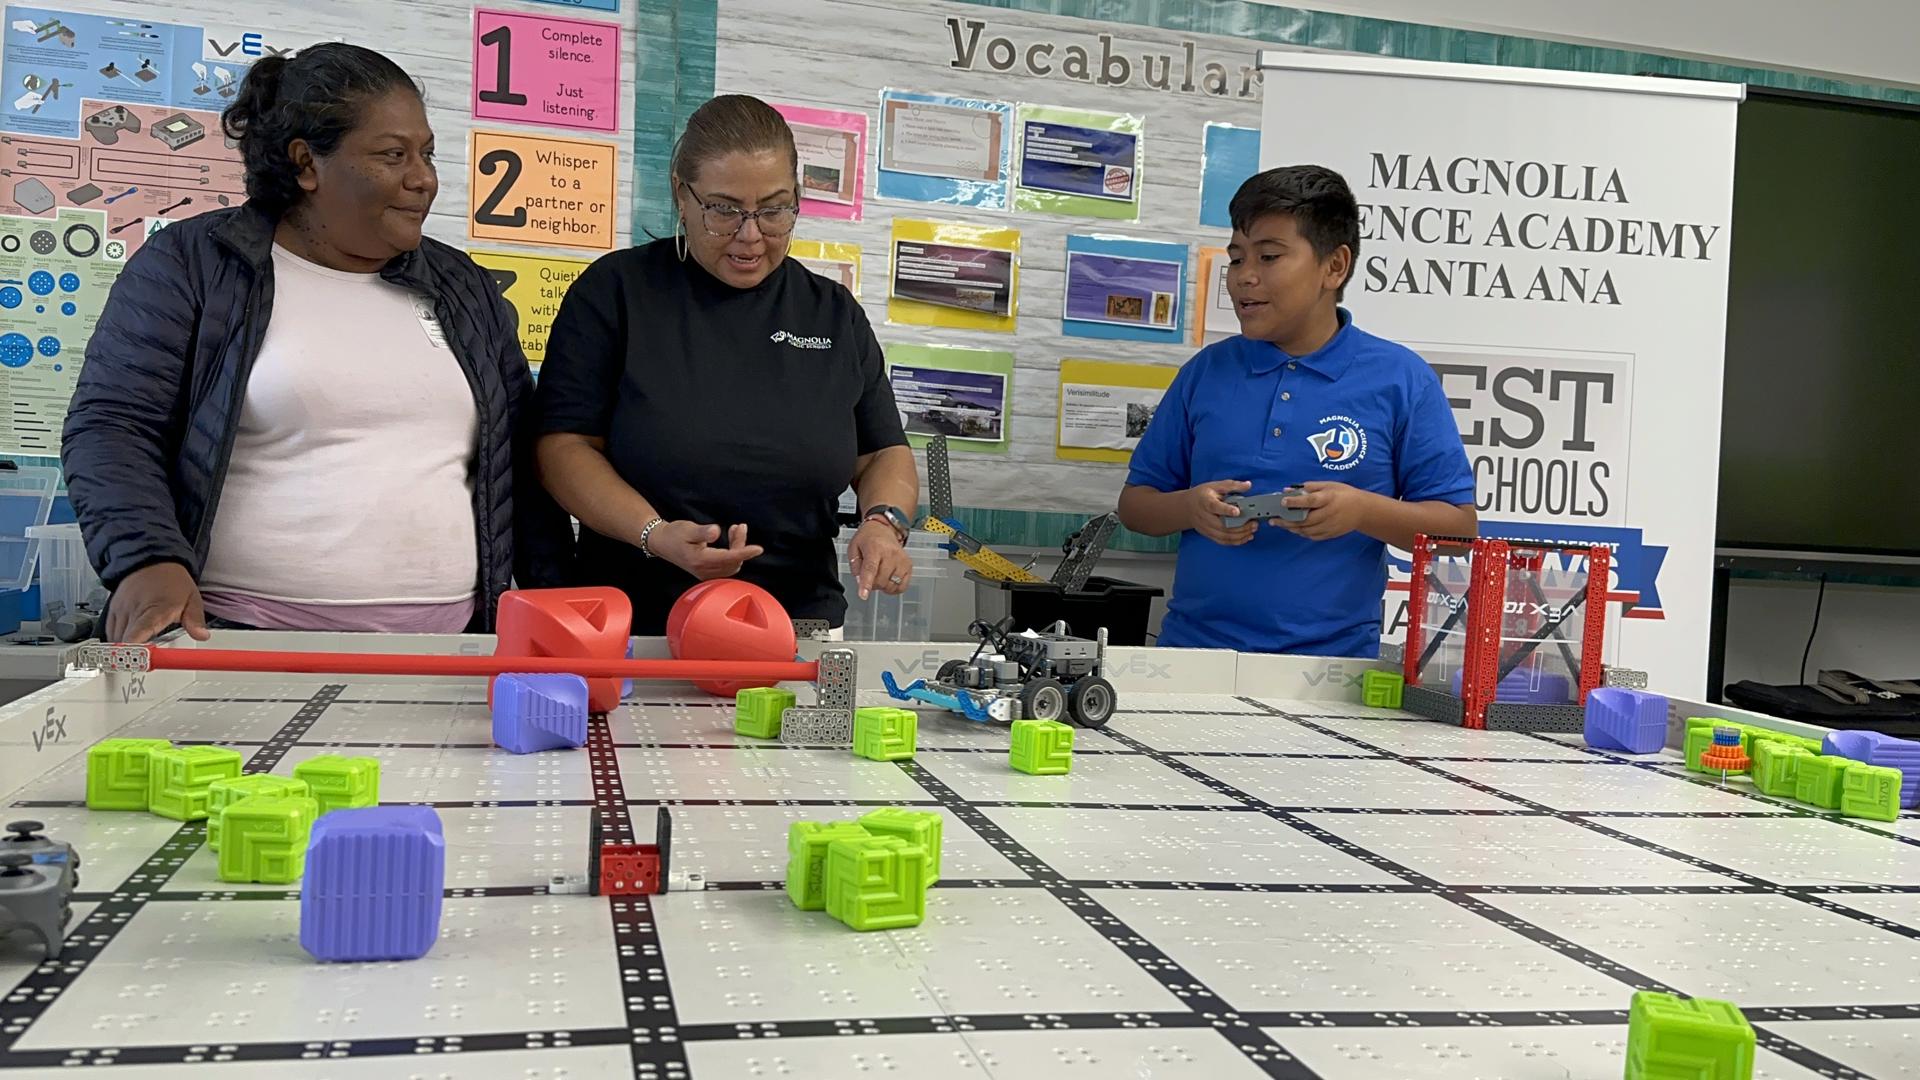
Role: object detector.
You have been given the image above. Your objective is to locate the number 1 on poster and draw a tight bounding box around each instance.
[477,26,528,106]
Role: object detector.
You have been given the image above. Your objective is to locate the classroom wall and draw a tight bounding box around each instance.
[1262,0,1917,89]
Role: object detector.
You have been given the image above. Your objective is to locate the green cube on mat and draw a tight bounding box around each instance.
[1010,719,1074,776]
[1625,990,1754,1080]
[1684,718,1719,773]
[217,796,319,885]
[1361,669,1404,709]
[1796,754,1852,810]
[207,775,311,853]
[86,738,174,811]
[859,808,942,882]
[147,746,245,822]
[824,834,929,932]
[853,707,917,762]
[1749,741,1811,799]
[735,687,795,740]
[1841,763,1903,822]
[785,821,870,911]
[292,755,381,816]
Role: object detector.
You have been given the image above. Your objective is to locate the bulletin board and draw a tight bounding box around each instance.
[0,0,639,457]
[709,0,1266,534]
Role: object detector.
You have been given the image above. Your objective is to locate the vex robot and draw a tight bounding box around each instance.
[883,617,1117,729]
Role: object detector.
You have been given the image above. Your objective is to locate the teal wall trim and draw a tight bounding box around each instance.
[630,0,719,242]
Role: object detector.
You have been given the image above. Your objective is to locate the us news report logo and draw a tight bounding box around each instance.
[1308,415,1368,471]
[770,330,833,350]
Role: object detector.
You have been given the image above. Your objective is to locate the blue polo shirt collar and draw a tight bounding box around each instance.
[1247,307,1356,378]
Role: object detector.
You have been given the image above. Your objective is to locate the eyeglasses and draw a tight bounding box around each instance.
[680,182,799,238]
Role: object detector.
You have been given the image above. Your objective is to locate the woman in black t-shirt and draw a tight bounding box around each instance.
[534,94,920,634]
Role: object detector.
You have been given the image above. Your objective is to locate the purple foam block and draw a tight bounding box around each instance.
[1449,667,1573,706]
[1822,730,1920,808]
[1584,687,1669,754]
[301,806,445,962]
[492,673,589,755]
[621,641,634,700]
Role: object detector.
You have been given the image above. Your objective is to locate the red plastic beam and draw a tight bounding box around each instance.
[141,648,819,683]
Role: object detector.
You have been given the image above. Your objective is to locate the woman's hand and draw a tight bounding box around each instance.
[649,521,764,580]
[847,520,912,600]
[109,562,210,643]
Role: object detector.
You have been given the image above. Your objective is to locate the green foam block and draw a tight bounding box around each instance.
[1626,990,1754,1080]
[292,754,381,816]
[86,738,173,811]
[1796,754,1852,810]
[1361,669,1404,709]
[147,746,244,822]
[853,707,917,762]
[218,796,319,885]
[736,687,795,740]
[1840,763,1902,822]
[1749,741,1811,800]
[1010,718,1074,776]
[825,834,929,932]
[207,775,311,853]
[859,808,942,883]
[785,821,869,911]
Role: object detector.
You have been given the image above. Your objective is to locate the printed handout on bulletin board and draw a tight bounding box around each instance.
[790,238,861,297]
[876,89,1011,209]
[1062,234,1187,345]
[2,6,330,139]
[1056,358,1178,463]
[887,219,1019,333]
[1193,246,1237,345]
[1014,104,1143,221]
[773,104,865,221]
[472,8,620,134]
[0,5,268,455]
[1200,124,1259,229]
[885,343,1014,453]
[468,129,616,250]
[469,249,591,371]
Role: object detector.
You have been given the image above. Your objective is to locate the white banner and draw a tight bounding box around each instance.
[1257,53,1742,695]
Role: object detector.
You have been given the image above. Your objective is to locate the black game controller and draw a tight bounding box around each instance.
[1220,486,1310,529]
[85,105,140,146]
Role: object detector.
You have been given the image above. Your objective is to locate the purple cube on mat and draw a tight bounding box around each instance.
[492,673,589,755]
[301,806,445,962]
[1822,729,1920,808]
[1584,687,1670,754]
[621,641,635,701]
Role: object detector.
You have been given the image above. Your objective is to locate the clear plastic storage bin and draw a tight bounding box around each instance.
[0,467,59,597]
[832,529,947,641]
[25,523,105,622]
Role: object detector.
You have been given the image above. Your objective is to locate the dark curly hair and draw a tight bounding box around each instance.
[220,43,421,215]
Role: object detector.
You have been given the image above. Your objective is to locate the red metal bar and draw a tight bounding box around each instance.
[1578,544,1612,705]
[1404,535,1433,688]
[143,648,819,683]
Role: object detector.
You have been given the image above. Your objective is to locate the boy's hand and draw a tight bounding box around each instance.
[1272,481,1376,541]
[1186,479,1258,545]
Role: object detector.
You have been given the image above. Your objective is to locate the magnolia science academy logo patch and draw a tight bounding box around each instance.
[1308,415,1368,471]
[770,330,833,350]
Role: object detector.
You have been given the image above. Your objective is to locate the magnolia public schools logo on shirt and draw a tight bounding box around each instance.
[771,330,833,350]
[1308,415,1368,470]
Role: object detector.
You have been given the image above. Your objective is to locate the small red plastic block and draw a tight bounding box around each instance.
[493,588,633,713]
[597,843,661,896]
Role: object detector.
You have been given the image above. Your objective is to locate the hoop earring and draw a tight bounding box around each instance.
[674,216,688,261]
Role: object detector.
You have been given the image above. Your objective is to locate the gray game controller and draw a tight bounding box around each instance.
[84,105,141,146]
[0,826,76,960]
[1221,486,1309,528]
[2,820,79,888]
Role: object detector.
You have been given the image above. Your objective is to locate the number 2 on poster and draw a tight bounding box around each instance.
[475,150,527,228]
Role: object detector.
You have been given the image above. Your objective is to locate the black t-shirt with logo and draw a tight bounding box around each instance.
[535,239,907,632]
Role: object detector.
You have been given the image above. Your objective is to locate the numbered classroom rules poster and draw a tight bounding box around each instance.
[467,7,621,370]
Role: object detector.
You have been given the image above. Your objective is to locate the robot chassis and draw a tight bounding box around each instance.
[882,618,1117,729]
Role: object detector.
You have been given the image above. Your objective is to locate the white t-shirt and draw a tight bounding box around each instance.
[199,243,480,609]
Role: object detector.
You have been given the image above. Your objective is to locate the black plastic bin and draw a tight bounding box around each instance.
[966,571,1164,646]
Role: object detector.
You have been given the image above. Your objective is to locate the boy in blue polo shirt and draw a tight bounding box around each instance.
[1119,165,1477,657]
